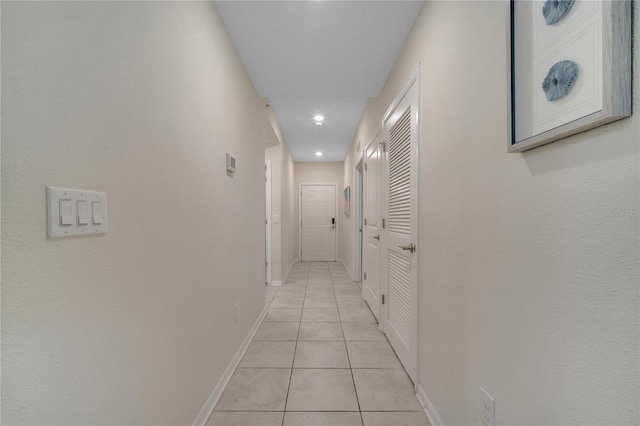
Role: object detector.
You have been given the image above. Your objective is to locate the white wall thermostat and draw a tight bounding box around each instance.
[226,153,236,173]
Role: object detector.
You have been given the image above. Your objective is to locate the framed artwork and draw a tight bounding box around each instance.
[510,0,632,152]
[343,186,350,216]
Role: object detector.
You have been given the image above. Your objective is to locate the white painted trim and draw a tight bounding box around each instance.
[353,157,364,282]
[380,63,421,385]
[382,64,420,124]
[270,281,283,287]
[283,259,295,283]
[265,161,272,285]
[299,183,339,262]
[192,303,270,426]
[416,384,443,426]
[343,259,354,281]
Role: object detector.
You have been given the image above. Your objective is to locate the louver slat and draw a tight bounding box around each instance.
[388,250,411,345]
[386,105,412,347]
[388,107,411,236]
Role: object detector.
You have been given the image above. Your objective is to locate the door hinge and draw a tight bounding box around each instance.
[382,294,385,304]
[380,141,386,153]
[382,218,386,229]
[364,272,367,280]
[364,218,367,226]
[364,163,368,171]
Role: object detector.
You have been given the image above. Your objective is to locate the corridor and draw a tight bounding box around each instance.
[209,262,429,426]
[2,1,638,424]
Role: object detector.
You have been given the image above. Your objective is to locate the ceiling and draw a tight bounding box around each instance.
[215,1,424,161]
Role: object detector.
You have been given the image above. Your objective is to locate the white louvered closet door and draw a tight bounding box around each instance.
[382,71,419,384]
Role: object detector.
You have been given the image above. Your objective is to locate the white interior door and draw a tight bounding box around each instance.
[301,185,336,261]
[362,133,382,321]
[382,72,419,384]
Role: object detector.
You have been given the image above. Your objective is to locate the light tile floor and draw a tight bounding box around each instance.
[209,262,430,426]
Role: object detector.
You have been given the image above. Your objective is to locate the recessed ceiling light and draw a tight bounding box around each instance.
[314,115,324,122]
[315,151,323,157]
[314,121,324,126]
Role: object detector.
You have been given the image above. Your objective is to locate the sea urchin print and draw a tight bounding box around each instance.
[542,0,575,25]
[542,60,579,102]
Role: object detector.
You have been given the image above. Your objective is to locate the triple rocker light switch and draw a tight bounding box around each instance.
[47,186,107,238]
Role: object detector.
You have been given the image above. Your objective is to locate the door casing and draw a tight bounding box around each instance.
[265,161,272,285]
[381,64,420,386]
[362,131,383,322]
[353,157,364,282]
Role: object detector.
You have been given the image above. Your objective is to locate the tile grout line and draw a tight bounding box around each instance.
[330,264,365,426]
[281,270,308,425]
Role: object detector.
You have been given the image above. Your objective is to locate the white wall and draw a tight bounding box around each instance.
[341,103,378,280]
[265,136,296,283]
[294,162,344,261]
[342,1,639,424]
[265,104,296,284]
[2,2,268,424]
[281,144,296,280]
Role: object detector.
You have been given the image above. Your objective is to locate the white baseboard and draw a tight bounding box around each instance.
[283,260,295,283]
[270,281,283,287]
[192,304,270,426]
[343,259,354,281]
[416,384,443,426]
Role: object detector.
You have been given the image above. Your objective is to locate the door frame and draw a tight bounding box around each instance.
[299,183,339,262]
[265,161,272,285]
[353,156,364,282]
[380,63,421,386]
[361,130,384,322]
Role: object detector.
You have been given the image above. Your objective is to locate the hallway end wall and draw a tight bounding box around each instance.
[343,1,639,424]
[294,162,344,262]
[2,2,268,424]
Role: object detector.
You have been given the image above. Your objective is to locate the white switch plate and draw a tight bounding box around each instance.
[47,186,107,238]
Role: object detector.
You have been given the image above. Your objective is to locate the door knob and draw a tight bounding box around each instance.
[373,235,380,240]
[398,243,416,253]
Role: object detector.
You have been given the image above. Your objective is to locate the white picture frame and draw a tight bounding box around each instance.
[509,0,632,153]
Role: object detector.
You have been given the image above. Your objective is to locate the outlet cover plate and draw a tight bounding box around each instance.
[480,387,495,426]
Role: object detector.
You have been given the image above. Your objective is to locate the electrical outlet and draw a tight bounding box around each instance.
[480,387,495,426]
[235,302,239,323]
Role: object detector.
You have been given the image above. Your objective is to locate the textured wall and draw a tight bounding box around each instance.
[2,2,267,424]
[342,1,639,424]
